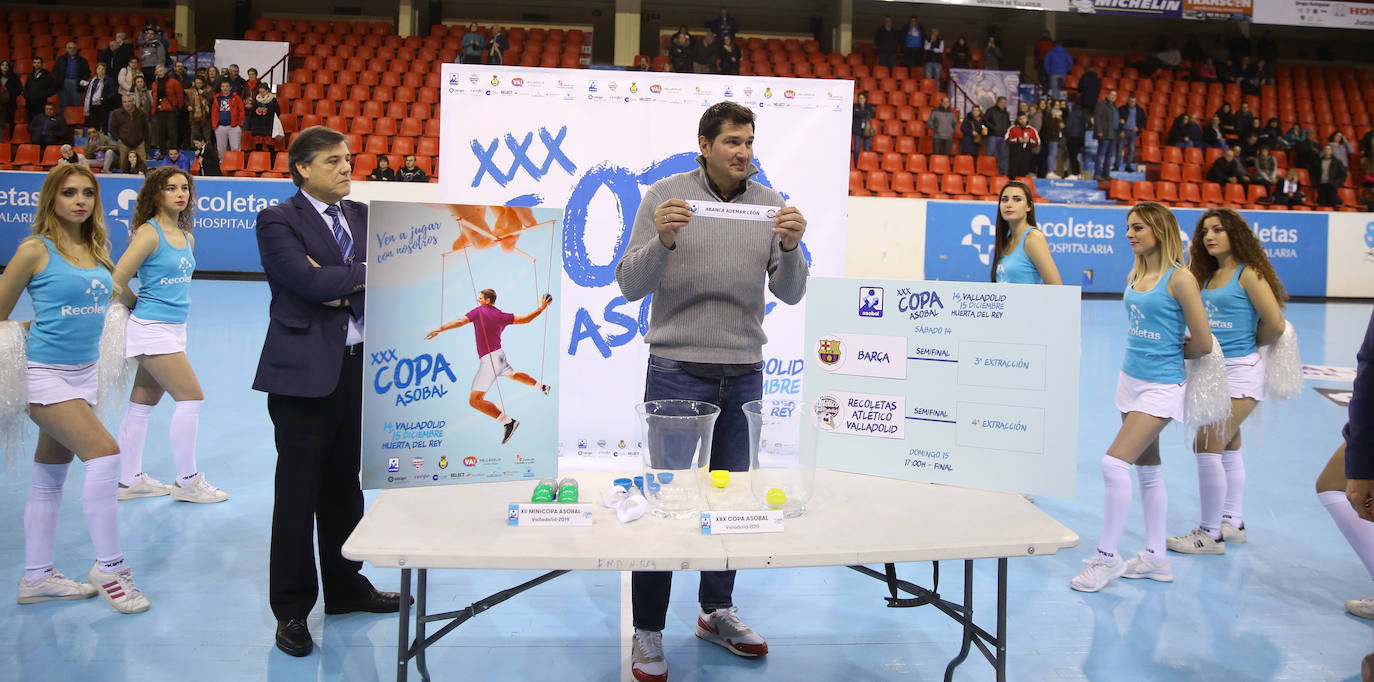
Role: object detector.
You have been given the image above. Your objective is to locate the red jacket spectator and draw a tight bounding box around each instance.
[213,91,244,127]
[156,74,184,112]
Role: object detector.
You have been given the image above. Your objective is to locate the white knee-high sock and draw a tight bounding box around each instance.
[82,456,125,572]
[1098,455,1132,561]
[117,403,155,486]
[1320,490,1374,579]
[1196,452,1226,537]
[170,400,203,484]
[1221,448,1245,527]
[23,462,69,584]
[1137,464,1168,558]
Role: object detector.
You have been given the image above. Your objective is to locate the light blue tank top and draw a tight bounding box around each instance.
[1122,266,1186,384]
[25,237,112,365]
[1201,265,1258,358]
[995,226,1044,284]
[133,219,195,323]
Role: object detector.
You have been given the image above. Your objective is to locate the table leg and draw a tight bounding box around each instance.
[417,569,431,682]
[996,558,1008,682]
[397,568,411,682]
[942,560,975,682]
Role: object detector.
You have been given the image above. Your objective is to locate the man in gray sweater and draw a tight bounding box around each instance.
[927,96,958,156]
[615,101,809,682]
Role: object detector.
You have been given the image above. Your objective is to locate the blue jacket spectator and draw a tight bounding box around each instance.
[460,24,485,64]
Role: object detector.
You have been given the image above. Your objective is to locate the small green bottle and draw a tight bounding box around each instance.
[556,477,579,503]
[531,478,557,503]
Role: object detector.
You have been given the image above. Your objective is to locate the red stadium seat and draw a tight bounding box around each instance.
[865,170,890,193]
[891,171,916,194]
[906,154,927,174]
[952,155,975,175]
[1201,182,1225,205]
[1133,181,1156,202]
[1155,181,1180,203]
[916,172,941,196]
[928,155,951,174]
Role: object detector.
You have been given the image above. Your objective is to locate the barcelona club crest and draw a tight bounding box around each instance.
[817,338,842,367]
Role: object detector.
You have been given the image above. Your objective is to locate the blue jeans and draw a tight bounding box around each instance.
[1094,137,1117,178]
[852,133,872,165]
[1049,73,1066,100]
[631,354,761,631]
[925,61,942,80]
[1119,129,1138,170]
[60,79,82,107]
[1044,140,1060,176]
[986,135,1007,174]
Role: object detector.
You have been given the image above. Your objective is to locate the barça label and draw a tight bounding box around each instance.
[803,276,1081,498]
[687,200,778,222]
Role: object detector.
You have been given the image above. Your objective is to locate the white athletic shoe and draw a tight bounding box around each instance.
[1122,551,1174,582]
[696,607,769,657]
[1346,598,1374,619]
[170,474,229,503]
[17,570,98,604]
[1221,519,1247,543]
[1047,172,1061,179]
[88,562,150,614]
[1069,554,1127,592]
[631,628,667,682]
[1167,527,1225,555]
[117,473,172,500]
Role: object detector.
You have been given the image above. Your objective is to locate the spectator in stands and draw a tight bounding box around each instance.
[83,62,117,132]
[29,102,69,146]
[397,155,428,182]
[84,128,118,172]
[1167,113,1191,147]
[138,28,167,85]
[1078,65,1101,111]
[1239,133,1263,167]
[1034,32,1054,89]
[1312,144,1348,207]
[1028,97,1047,132]
[1092,90,1119,181]
[246,83,281,150]
[151,65,184,160]
[928,96,957,156]
[187,77,212,150]
[1266,170,1304,206]
[54,42,91,109]
[1206,147,1253,186]
[24,57,58,124]
[1040,104,1063,178]
[985,96,1011,175]
[1117,94,1145,173]
[1358,130,1373,163]
[1254,145,1278,189]
[961,105,987,156]
[719,35,742,75]
[242,68,260,100]
[1184,114,1204,148]
[205,66,222,90]
[692,32,720,74]
[192,136,219,176]
[1258,117,1284,149]
[164,147,191,172]
[1217,58,1237,85]
[99,33,135,73]
[223,65,246,98]
[669,27,694,73]
[1240,57,1262,96]
[1203,115,1227,150]
[1329,131,1354,168]
[1007,112,1040,179]
[1044,41,1073,101]
[131,75,154,121]
[111,95,149,173]
[124,149,146,175]
[173,61,192,90]
[983,36,1002,70]
[460,24,485,65]
[1285,122,1315,166]
[488,27,509,65]
[367,155,395,181]
[950,37,971,70]
[213,80,244,153]
[1064,102,1088,178]
[1234,101,1256,141]
[707,7,739,40]
[923,28,945,81]
[1197,58,1218,83]
[903,17,924,69]
[118,57,141,96]
[852,91,875,165]
[1215,103,1238,144]
[0,60,23,137]
[875,17,902,69]
[54,143,88,168]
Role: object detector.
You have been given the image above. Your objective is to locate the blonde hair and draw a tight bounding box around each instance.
[1125,201,1185,286]
[31,164,117,285]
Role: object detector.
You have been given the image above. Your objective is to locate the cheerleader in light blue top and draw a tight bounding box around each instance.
[0,164,150,614]
[990,181,1062,285]
[111,166,228,505]
[1070,201,1212,594]
[1167,208,1286,556]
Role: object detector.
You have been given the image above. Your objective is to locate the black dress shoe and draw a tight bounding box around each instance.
[275,619,313,657]
[324,588,411,615]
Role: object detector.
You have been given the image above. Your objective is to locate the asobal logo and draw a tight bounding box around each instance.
[961,214,996,265]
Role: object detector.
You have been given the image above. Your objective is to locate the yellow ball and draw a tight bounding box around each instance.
[710,470,730,488]
[765,488,787,507]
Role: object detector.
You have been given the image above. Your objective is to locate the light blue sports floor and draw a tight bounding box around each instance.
[0,280,1370,681]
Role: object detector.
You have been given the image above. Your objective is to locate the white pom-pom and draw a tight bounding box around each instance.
[1185,333,1232,430]
[0,321,33,464]
[1264,320,1302,402]
[96,302,135,423]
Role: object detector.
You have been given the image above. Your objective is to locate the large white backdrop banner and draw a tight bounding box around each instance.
[439,65,851,466]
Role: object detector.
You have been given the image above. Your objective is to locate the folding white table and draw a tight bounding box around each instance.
[343,470,1078,682]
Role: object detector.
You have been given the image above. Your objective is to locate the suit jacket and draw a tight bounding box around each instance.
[1310,157,1348,187]
[253,191,368,398]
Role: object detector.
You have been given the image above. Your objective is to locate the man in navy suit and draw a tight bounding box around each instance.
[253,125,403,657]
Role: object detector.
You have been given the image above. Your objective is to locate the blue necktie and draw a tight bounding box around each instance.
[324,204,353,262]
